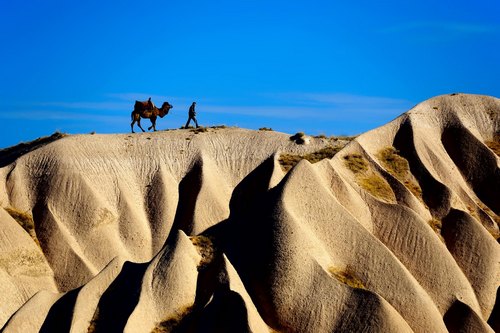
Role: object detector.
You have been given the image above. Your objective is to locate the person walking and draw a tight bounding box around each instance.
[185,102,199,128]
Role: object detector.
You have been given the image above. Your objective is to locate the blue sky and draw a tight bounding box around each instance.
[1,0,499,148]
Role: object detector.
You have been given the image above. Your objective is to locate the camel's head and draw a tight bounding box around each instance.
[162,102,173,110]
[159,102,173,117]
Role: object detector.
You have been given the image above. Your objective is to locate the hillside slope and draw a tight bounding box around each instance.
[0,94,499,332]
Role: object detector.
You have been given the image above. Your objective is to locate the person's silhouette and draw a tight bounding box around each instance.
[185,102,199,128]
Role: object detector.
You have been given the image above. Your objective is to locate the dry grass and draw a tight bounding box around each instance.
[152,305,194,333]
[343,154,368,173]
[428,218,445,242]
[344,153,395,203]
[467,205,481,222]
[377,147,408,179]
[190,235,215,270]
[486,108,499,121]
[403,180,423,199]
[485,140,500,157]
[479,204,500,225]
[304,146,341,163]
[328,266,365,289]
[4,207,40,247]
[357,174,395,203]
[278,154,303,172]
[279,146,341,172]
[190,127,208,134]
[87,307,99,333]
[377,147,423,201]
[259,127,273,131]
[476,203,500,239]
[332,135,358,142]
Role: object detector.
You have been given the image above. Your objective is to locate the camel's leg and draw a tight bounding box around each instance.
[148,117,157,131]
[131,113,137,133]
[137,118,146,132]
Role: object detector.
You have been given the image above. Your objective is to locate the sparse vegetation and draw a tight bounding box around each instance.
[476,202,500,239]
[259,127,273,131]
[428,218,445,242]
[428,218,442,233]
[314,134,327,139]
[87,307,99,333]
[485,134,500,156]
[343,154,368,173]
[486,108,499,121]
[152,305,194,333]
[4,207,40,247]
[328,266,365,289]
[190,127,208,134]
[403,180,423,199]
[305,146,342,163]
[210,125,227,129]
[279,146,341,172]
[357,174,395,202]
[278,154,303,172]
[478,203,500,226]
[190,235,215,270]
[377,147,423,201]
[377,147,408,179]
[466,205,480,221]
[333,135,358,142]
[343,153,395,203]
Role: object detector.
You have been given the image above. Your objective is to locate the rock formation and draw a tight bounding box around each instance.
[0,94,498,332]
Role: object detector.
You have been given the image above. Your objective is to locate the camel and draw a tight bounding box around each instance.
[131,101,173,133]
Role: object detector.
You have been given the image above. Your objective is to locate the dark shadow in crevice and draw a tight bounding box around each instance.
[161,254,251,333]
[393,118,452,219]
[443,299,490,333]
[39,287,81,333]
[169,160,203,240]
[441,124,500,215]
[88,261,148,333]
[201,156,287,330]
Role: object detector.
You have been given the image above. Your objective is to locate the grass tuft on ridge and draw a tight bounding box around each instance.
[279,146,341,172]
[376,147,423,201]
[190,235,216,270]
[343,153,368,173]
[152,305,194,333]
[343,153,395,203]
[328,266,365,289]
[485,134,500,157]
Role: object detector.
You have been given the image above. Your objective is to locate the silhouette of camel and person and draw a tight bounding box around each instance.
[131,98,200,133]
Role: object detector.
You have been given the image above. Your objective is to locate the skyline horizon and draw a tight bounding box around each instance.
[1,1,498,148]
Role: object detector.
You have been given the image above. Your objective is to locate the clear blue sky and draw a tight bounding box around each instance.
[1,0,499,148]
